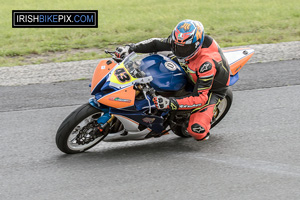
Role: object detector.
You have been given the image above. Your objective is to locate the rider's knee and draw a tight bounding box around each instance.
[187,123,210,141]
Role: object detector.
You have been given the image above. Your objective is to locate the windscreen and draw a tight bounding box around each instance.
[123,53,146,78]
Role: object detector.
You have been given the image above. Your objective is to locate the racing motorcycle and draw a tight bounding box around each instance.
[56,48,254,154]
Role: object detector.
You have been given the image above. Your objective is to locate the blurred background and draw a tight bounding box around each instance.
[1,0,299,67]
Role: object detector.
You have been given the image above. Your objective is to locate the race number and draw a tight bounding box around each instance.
[114,68,131,83]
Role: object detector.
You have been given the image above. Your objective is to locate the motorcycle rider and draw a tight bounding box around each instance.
[115,19,230,141]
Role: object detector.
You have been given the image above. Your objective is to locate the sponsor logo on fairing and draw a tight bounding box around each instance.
[164,61,178,71]
[109,97,131,103]
[142,118,156,124]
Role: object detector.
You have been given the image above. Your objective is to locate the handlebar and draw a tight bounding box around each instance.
[147,87,157,99]
[104,50,115,56]
[105,49,123,63]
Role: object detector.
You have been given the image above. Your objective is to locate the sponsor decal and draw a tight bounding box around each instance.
[109,97,131,103]
[142,117,156,124]
[170,102,177,110]
[180,23,191,31]
[235,65,242,72]
[199,62,212,73]
[196,29,202,41]
[179,103,202,108]
[178,33,184,40]
[191,123,205,133]
[12,10,98,28]
[101,65,106,69]
[169,98,179,110]
[164,61,178,71]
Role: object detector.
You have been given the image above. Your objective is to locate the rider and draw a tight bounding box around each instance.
[115,19,230,141]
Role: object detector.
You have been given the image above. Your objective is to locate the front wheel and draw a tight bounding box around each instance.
[56,103,124,154]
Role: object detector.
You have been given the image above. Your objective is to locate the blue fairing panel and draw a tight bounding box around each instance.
[91,75,108,95]
[89,98,109,110]
[140,54,187,92]
[229,72,239,86]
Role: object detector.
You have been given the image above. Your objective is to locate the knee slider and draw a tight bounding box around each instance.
[187,123,209,140]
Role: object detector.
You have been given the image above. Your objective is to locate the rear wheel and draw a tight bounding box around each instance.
[211,89,233,128]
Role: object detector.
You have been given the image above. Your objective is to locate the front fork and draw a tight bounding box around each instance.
[88,88,142,132]
[89,98,114,131]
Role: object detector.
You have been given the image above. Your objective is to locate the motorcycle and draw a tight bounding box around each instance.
[56,48,254,154]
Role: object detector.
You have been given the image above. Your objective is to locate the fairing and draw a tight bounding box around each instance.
[224,48,254,86]
[91,59,117,95]
[91,53,188,109]
[223,48,255,75]
[97,85,136,109]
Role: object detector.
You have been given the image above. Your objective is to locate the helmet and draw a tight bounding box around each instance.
[171,19,205,60]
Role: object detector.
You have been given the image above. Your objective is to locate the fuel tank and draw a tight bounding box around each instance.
[140,54,187,92]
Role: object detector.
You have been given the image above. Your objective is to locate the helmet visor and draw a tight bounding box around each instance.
[171,42,197,59]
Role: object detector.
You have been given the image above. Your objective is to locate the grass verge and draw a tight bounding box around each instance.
[1,0,299,67]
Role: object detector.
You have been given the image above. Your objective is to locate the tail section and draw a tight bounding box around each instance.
[223,48,254,75]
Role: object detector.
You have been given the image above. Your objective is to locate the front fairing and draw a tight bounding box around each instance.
[90,53,183,134]
[91,52,188,110]
[91,53,152,109]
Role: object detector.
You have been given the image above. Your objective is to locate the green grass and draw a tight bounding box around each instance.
[0,0,299,66]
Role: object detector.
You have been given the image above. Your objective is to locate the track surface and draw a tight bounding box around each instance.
[1,60,300,200]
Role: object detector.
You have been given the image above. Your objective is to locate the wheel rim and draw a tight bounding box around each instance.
[212,97,227,125]
[67,112,104,151]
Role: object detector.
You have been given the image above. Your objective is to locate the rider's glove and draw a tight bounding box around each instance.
[153,96,170,110]
[153,96,179,110]
[115,45,130,59]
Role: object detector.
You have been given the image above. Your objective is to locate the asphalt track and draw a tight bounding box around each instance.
[1,59,300,200]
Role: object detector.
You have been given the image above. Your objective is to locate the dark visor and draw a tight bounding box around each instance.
[171,42,197,58]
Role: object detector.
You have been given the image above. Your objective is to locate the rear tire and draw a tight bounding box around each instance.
[211,88,233,129]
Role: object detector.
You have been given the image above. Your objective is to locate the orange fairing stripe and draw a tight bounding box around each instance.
[97,85,135,109]
[91,59,117,93]
[223,48,254,75]
[229,52,254,75]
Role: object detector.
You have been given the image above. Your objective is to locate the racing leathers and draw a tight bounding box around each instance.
[128,35,230,140]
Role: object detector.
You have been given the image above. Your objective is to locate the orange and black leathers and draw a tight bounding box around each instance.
[130,36,230,140]
[130,35,230,107]
[174,36,230,111]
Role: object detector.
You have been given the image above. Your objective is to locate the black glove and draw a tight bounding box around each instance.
[115,45,130,59]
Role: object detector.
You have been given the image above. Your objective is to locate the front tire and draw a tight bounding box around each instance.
[56,103,107,154]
